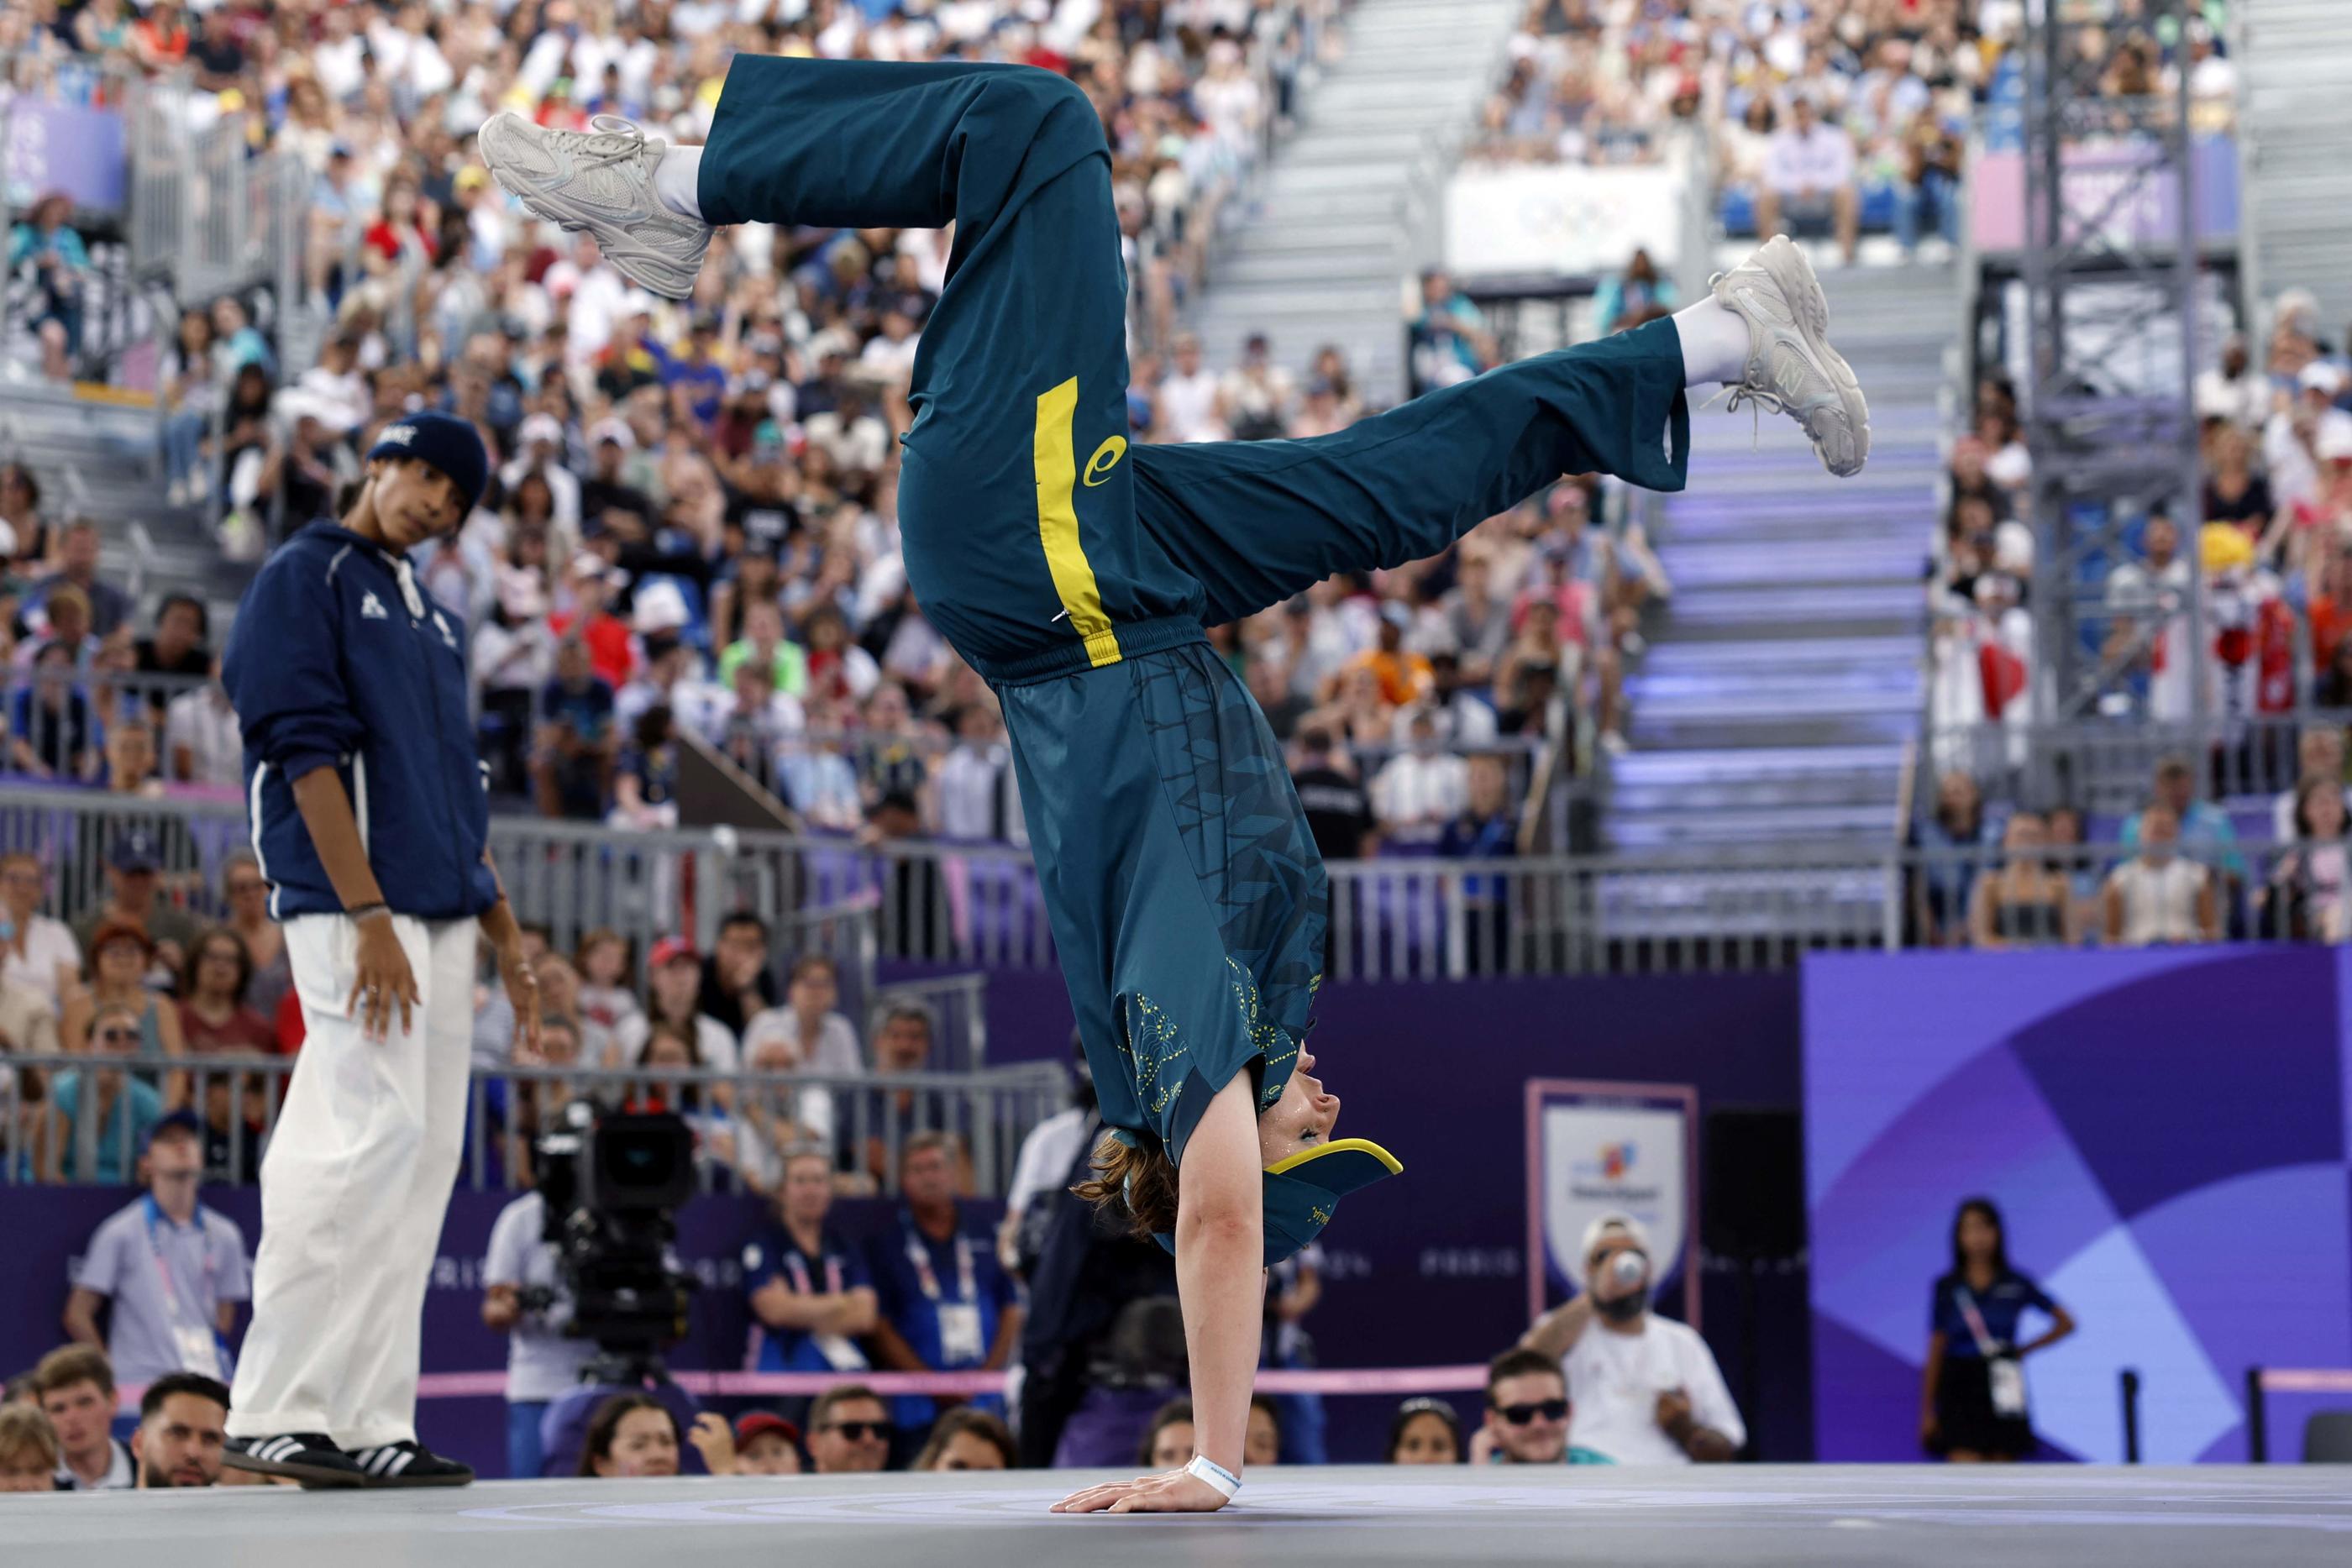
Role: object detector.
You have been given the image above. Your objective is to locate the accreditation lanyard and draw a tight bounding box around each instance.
[145,1196,225,1378]
[902,1216,977,1304]
[783,1245,845,1298]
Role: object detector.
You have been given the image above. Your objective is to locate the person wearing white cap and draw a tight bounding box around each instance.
[1519,1212,1746,1465]
[501,412,581,545]
[2265,361,2352,511]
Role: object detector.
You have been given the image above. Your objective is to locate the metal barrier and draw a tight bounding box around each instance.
[1925,713,2349,816]
[0,1052,1068,1200]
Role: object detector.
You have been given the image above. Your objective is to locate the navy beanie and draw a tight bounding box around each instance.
[367,411,488,513]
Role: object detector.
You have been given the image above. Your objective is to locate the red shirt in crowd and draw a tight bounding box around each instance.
[548,609,636,690]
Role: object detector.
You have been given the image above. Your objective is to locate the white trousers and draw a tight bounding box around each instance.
[228,912,475,1448]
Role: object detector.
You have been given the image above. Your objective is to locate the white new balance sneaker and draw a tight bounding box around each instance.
[477,113,711,301]
[1708,237,1871,479]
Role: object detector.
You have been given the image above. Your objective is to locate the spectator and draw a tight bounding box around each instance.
[858,999,960,1190]
[1894,106,1964,257]
[935,699,1014,842]
[1920,1198,2076,1464]
[9,193,91,381]
[1345,603,1436,711]
[0,1403,61,1492]
[911,1408,1016,1472]
[1290,728,1377,862]
[1476,1347,1606,1466]
[2121,758,2246,883]
[33,1345,132,1490]
[1370,709,1470,847]
[868,1133,1021,1436]
[533,636,619,821]
[1758,96,1859,266]
[1409,270,1495,396]
[1387,1397,1463,1464]
[218,854,291,1029]
[178,929,275,1056]
[1519,1214,1745,1464]
[32,520,130,639]
[163,658,243,789]
[1967,813,2080,950]
[129,1372,230,1489]
[743,954,865,1079]
[613,937,739,1072]
[0,463,47,569]
[63,918,183,1062]
[2267,774,2350,943]
[743,1147,878,1377]
[1909,771,1991,947]
[2272,726,2352,842]
[8,639,100,781]
[62,1109,248,1383]
[2103,512,2194,721]
[609,705,680,830]
[1138,1397,1195,1470]
[1591,248,1677,336]
[0,960,61,1072]
[0,852,81,1008]
[806,1384,894,1476]
[1156,333,1223,443]
[134,595,212,693]
[1217,333,1295,443]
[71,830,202,970]
[578,1392,682,1479]
[44,1000,167,1185]
[2103,805,2219,947]
[699,913,778,1041]
[717,598,810,700]
[687,1409,803,1478]
[483,1178,596,1480]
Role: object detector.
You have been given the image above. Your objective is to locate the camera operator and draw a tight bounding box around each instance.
[1519,1213,1743,1465]
[483,1172,596,1479]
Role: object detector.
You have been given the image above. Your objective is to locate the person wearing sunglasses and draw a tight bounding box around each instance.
[806,1385,894,1475]
[1480,1348,1610,1466]
[41,1001,165,1186]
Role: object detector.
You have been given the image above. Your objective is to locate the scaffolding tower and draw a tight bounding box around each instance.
[2020,0,2208,728]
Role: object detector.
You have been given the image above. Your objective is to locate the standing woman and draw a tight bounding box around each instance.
[219,412,539,1489]
[1920,1198,2077,1462]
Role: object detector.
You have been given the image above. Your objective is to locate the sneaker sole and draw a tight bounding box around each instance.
[355,1468,475,1489]
[1751,237,1872,478]
[478,115,699,302]
[223,1450,367,1490]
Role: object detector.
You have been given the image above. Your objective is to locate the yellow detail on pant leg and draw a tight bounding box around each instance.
[1033,376,1123,668]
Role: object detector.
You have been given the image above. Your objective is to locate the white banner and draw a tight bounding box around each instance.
[1444,163,1685,278]
[1525,1080,1698,1324]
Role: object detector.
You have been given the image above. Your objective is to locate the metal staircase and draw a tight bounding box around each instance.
[1606,260,1953,855]
[1187,0,1524,401]
[2237,0,2352,335]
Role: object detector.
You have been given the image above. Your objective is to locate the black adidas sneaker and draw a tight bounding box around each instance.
[348,1440,475,1488]
[223,1433,366,1489]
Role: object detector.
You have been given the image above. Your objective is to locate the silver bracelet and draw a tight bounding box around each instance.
[1184,1454,1240,1501]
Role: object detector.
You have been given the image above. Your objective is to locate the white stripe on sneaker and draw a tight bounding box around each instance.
[385,1450,414,1477]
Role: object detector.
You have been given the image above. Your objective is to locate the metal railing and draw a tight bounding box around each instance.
[0,1053,1069,1198]
[1924,713,2349,817]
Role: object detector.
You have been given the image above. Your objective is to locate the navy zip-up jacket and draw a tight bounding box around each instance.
[223,526,499,922]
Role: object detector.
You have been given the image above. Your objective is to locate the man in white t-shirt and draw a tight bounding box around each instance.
[0,852,81,1008]
[1156,333,1225,443]
[481,1186,596,1479]
[1758,95,1859,265]
[1520,1212,1745,1464]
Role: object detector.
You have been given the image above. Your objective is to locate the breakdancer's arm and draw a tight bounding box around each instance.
[1053,1076,1262,1514]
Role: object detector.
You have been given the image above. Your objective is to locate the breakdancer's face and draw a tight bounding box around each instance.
[1257,1050,1341,1167]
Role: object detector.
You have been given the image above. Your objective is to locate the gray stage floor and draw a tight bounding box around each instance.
[8,1466,2351,1568]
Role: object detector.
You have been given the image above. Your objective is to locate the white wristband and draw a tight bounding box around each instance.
[1184,1455,1240,1500]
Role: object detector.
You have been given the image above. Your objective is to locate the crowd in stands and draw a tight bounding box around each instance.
[1470,1,2236,265]
[4,0,1629,865]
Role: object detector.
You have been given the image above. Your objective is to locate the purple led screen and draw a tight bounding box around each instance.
[1803,947,2352,1462]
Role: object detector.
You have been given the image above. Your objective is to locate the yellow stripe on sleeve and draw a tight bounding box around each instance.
[1033,376,1123,669]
